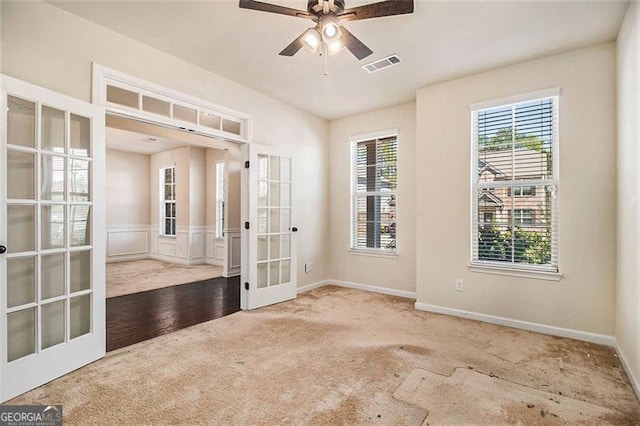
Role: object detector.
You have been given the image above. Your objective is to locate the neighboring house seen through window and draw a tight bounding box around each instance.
[351,133,397,253]
[161,166,176,236]
[471,91,559,272]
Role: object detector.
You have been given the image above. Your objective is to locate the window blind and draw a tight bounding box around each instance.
[351,136,397,252]
[472,96,559,272]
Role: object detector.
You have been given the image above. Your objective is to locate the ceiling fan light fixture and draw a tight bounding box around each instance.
[301,28,321,53]
[239,0,415,64]
[321,20,341,44]
[327,39,345,55]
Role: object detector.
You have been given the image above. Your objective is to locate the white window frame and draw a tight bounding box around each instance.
[470,88,560,276]
[513,209,534,225]
[349,129,398,256]
[512,185,536,197]
[160,166,176,237]
[215,161,226,238]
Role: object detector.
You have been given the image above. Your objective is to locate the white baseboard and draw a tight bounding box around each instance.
[206,258,224,267]
[106,254,149,263]
[414,302,616,347]
[296,279,416,299]
[223,266,240,278]
[149,253,206,266]
[297,280,332,294]
[331,280,417,299]
[615,344,640,400]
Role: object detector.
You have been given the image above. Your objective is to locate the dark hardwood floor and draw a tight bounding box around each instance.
[106,276,240,352]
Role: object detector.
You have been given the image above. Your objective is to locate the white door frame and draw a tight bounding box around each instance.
[91,64,253,310]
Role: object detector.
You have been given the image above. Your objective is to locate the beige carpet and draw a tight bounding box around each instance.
[9,286,640,424]
[106,259,223,298]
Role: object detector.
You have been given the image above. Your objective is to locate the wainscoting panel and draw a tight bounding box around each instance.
[191,232,205,259]
[214,239,225,262]
[158,239,176,257]
[149,227,223,265]
[225,229,241,277]
[206,232,215,259]
[176,233,189,259]
[107,226,150,262]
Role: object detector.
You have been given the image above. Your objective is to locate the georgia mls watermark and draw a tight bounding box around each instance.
[0,405,62,426]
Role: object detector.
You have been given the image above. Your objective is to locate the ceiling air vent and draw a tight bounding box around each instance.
[362,54,401,74]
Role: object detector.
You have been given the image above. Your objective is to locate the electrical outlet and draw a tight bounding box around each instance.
[455,278,464,292]
[305,262,313,273]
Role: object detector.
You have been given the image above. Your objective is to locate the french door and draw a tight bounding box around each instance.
[245,144,296,309]
[0,75,105,402]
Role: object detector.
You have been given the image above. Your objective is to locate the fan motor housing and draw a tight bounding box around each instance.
[307,0,345,16]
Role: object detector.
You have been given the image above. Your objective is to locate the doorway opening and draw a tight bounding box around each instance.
[104,114,243,350]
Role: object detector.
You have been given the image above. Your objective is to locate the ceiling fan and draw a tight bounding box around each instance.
[239,0,414,60]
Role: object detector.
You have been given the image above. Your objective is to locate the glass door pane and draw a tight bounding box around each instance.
[7,257,36,308]
[7,150,35,200]
[7,309,36,362]
[41,106,65,152]
[7,96,35,148]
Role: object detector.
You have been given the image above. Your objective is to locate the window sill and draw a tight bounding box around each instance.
[468,264,563,281]
[158,234,176,239]
[349,249,398,259]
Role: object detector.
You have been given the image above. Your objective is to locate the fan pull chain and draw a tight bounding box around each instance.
[323,43,329,76]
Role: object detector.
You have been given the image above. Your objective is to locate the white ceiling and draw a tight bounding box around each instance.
[106,127,186,155]
[52,0,629,120]
[106,115,230,154]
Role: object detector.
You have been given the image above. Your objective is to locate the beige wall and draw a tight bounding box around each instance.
[105,149,150,227]
[1,1,329,286]
[189,147,206,227]
[616,1,640,393]
[415,43,617,335]
[225,144,243,231]
[328,103,416,293]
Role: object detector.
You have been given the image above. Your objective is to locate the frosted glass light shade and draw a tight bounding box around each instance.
[302,28,321,53]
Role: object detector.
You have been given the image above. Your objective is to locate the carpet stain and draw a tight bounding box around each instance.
[310,395,362,425]
[501,401,563,425]
[395,344,431,356]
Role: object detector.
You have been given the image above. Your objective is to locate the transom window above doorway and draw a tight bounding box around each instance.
[93,64,251,143]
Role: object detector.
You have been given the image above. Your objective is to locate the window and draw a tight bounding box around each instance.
[215,162,226,238]
[513,209,534,225]
[471,90,559,272]
[511,185,536,197]
[161,166,176,236]
[351,133,397,253]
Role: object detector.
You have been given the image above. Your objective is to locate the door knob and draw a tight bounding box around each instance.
[291,227,298,232]
[0,245,6,254]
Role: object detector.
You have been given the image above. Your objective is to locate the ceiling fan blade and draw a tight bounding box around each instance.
[340,0,414,22]
[339,26,373,60]
[279,31,306,56]
[239,0,311,18]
